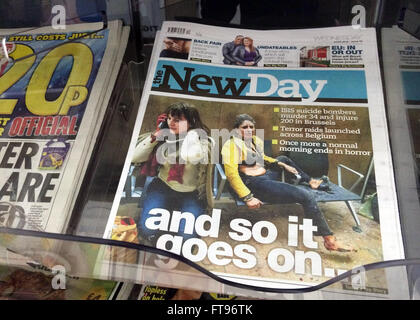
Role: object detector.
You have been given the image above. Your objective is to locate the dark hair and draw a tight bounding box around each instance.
[167,37,190,42]
[166,102,210,134]
[234,114,256,128]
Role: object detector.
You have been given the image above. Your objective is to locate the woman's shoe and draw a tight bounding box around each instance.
[320,176,331,191]
[321,175,329,183]
[323,235,355,252]
[317,182,331,192]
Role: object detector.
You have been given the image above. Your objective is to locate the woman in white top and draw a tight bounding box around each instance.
[132,102,210,245]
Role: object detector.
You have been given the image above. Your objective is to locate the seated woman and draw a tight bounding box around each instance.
[221,114,353,252]
[132,102,210,245]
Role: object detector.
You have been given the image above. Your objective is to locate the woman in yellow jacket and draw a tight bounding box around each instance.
[221,114,353,252]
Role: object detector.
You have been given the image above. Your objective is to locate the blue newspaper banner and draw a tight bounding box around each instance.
[152,60,368,103]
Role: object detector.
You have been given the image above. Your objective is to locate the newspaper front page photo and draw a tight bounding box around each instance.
[105,22,407,298]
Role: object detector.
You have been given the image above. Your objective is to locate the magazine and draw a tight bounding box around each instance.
[0,21,129,233]
[105,21,406,297]
[119,282,243,300]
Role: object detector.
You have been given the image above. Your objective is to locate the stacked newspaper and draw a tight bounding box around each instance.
[105,21,407,298]
[381,27,420,260]
[0,21,130,233]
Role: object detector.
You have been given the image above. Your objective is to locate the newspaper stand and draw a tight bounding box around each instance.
[0,0,419,300]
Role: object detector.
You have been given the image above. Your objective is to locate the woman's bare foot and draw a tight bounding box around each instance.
[323,235,355,252]
[309,179,323,189]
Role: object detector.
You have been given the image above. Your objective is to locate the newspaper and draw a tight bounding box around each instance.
[0,21,128,233]
[106,21,406,297]
[0,265,118,300]
[382,26,420,259]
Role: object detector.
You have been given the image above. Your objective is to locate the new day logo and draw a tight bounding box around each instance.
[152,60,368,103]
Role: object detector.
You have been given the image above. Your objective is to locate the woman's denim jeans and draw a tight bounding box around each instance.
[242,156,333,236]
[139,177,205,241]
